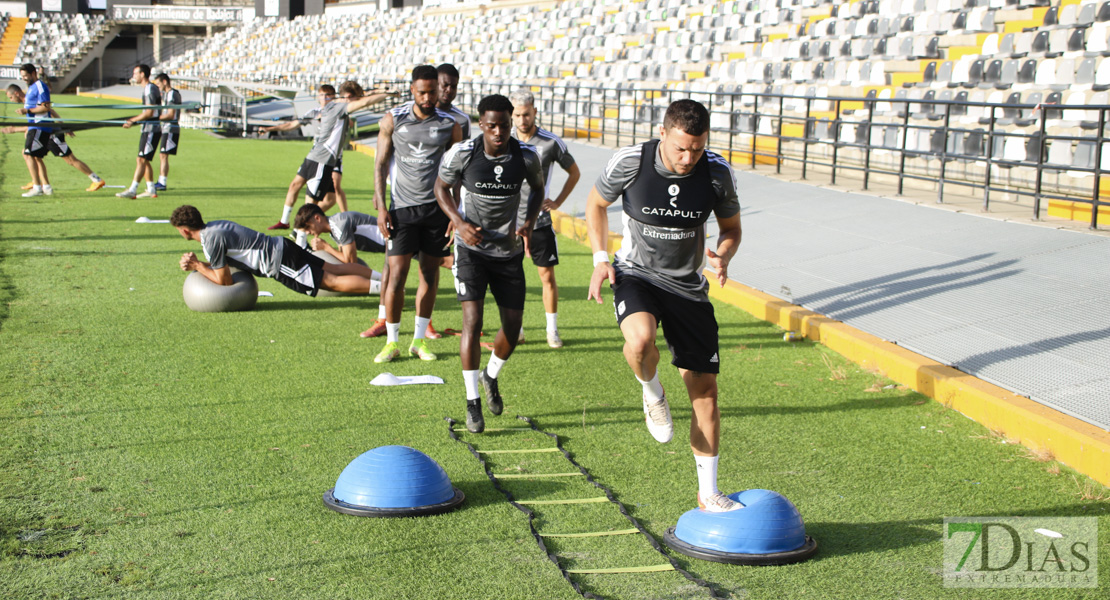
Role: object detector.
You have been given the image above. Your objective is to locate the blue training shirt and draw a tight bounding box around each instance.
[25,80,50,131]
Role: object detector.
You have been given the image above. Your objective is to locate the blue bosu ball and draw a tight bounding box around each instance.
[323,445,465,518]
[664,489,817,565]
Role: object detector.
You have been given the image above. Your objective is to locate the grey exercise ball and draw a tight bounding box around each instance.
[312,250,369,297]
[182,270,258,312]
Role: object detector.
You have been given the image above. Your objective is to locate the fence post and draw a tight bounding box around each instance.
[776,90,784,175]
[983,104,997,212]
[751,93,759,169]
[831,99,841,185]
[864,94,874,190]
[801,97,812,180]
[1032,106,1048,220]
[897,101,910,196]
[1093,108,1106,229]
[937,102,952,203]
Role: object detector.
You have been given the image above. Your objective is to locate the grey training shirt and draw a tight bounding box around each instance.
[200,220,284,278]
[305,100,350,166]
[441,104,471,140]
[512,126,576,229]
[161,88,181,135]
[595,142,740,302]
[387,101,459,209]
[439,137,544,258]
[141,82,162,133]
[328,211,384,248]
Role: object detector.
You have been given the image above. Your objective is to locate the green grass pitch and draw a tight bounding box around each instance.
[0,96,1106,599]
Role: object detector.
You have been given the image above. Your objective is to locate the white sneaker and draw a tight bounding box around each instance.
[698,492,745,512]
[547,330,563,349]
[643,393,673,443]
[136,190,158,198]
[21,189,43,197]
[42,186,53,196]
[116,189,137,199]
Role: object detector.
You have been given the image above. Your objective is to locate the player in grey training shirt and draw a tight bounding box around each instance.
[509,89,581,349]
[436,63,471,139]
[154,73,180,192]
[435,94,545,434]
[586,100,744,513]
[170,205,380,297]
[370,65,462,363]
[117,64,162,199]
[293,203,386,282]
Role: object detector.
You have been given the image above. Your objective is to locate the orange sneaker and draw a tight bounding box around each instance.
[360,318,387,338]
[21,182,34,190]
[425,320,443,339]
[86,180,106,192]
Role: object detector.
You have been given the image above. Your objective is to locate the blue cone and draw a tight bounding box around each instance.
[664,489,817,565]
[323,445,465,518]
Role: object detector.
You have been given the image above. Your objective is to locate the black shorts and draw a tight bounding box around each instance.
[354,234,386,254]
[334,159,343,175]
[45,132,72,157]
[275,238,326,297]
[296,158,336,201]
[160,129,180,155]
[452,245,525,310]
[138,129,162,160]
[23,129,50,158]
[529,225,559,267]
[613,274,719,374]
[387,203,452,258]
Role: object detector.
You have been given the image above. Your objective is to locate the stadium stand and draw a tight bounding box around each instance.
[15,12,111,81]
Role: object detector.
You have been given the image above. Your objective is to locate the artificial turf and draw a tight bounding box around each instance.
[0,96,1106,599]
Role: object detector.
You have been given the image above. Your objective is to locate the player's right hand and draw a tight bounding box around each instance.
[378,210,392,239]
[179,252,199,271]
[457,221,483,246]
[310,237,328,251]
[587,262,615,304]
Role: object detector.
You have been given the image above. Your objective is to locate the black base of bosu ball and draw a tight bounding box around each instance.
[322,445,465,518]
[664,489,818,566]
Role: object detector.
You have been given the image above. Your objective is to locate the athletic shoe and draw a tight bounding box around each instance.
[153,182,167,191]
[115,189,137,199]
[373,341,401,363]
[480,369,503,416]
[42,187,53,196]
[425,321,443,339]
[21,189,43,197]
[698,492,744,512]
[408,339,437,361]
[465,401,485,434]
[20,182,33,190]
[267,222,290,230]
[136,190,157,198]
[643,392,673,443]
[360,318,387,338]
[86,180,106,192]
[547,330,563,349]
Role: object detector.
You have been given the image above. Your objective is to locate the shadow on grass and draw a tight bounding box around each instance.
[255,298,378,312]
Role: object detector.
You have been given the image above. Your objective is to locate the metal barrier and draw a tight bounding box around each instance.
[447,81,1109,229]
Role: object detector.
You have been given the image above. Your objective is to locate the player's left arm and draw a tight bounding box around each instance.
[345,90,394,113]
[124,108,154,129]
[705,159,742,288]
[543,161,580,212]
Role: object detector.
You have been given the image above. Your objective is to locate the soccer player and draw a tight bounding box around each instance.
[434,94,544,434]
[153,73,180,192]
[264,85,349,230]
[117,64,162,199]
[4,83,105,192]
[293,203,385,281]
[509,89,581,349]
[14,63,55,197]
[585,99,743,512]
[370,65,462,363]
[171,205,380,296]
[436,63,470,139]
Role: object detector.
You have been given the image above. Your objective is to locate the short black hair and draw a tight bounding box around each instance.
[293,204,326,231]
[170,205,205,230]
[477,94,513,117]
[135,64,151,79]
[662,99,710,136]
[6,84,22,95]
[20,63,36,75]
[154,73,171,84]
[319,84,336,95]
[436,63,460,79]
[412,65,438,82]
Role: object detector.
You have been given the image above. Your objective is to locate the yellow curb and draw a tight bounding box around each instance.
[351,140,375,158]
[551,211,1110,487]
[75,92,140,104]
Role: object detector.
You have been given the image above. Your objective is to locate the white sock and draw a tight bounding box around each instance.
[545,312,558,332]
[485,353,507,379]
[280,205,293,225]
[370,269,382,281]
[128,181,139,192]
[414,316,430,340]
[43,184,52,192]
[637,371,664,402]
[695,455,720,498]
[378,304,387,320]
[88,173,102,182]
[463,370,481,401]
[369,279,381,295]
[31,185,42,192]
[386,322,400,343]
[158,175,167,185]
[294,231,307,247]
[146,181,156,192]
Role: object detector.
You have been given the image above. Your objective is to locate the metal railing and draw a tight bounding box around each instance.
[446,81,1109,229]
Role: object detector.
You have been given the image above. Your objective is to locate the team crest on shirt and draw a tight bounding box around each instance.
[668,184,680,208]
[494,165,504,182]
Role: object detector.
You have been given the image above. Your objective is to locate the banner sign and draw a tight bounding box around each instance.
[110,5,245,24]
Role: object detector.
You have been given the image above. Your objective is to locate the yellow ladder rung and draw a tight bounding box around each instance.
[518,497,609,506]
[566,564,676,574]
[540,528,640,538]
[478,448,560,454]
[496,472,584,479]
